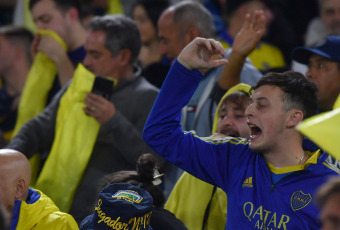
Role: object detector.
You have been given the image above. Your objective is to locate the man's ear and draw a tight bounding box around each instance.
[184,26,200,44]
[14,178,26,200]
[286,110,304,128]
[118,49,132,66]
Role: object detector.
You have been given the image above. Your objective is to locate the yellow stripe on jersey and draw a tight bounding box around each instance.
[323,161,340,174]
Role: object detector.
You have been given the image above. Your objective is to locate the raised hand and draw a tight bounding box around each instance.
[36,35,67,63]
[232,10,266,58]
[218,10,265,90]
[177,37,228,70]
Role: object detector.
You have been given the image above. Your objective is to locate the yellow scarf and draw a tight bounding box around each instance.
[34,64,101,212]
[14,30,67,135]
[13,30,67,184]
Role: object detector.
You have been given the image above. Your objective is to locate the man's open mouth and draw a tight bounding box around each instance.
[249,124,262,139]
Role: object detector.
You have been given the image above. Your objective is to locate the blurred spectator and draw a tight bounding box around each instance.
[305,0,340,47]
[316,176,340,230]
[0,149,78,229]
[292,35,340,113]
[219,0,287,73]
[132,0,171,88]
[13,0,87,136]
[157,1,261,197]
[0,26,33,143]
[158,0,261,137]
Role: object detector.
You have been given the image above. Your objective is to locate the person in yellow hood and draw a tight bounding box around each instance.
[165,83,251,230]
[0,149,78,230]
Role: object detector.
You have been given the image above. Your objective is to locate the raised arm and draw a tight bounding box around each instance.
[33,33,75,87]
[143,38,246,188]
[218,10,265,90]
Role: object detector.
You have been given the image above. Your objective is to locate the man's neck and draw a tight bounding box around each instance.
[113,65,135,82]
[67,23,87,51]
[262,137,308,168]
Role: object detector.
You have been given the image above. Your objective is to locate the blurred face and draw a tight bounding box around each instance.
[83,30,121,79]
[321,0,340,33]
[158,10,188,62]
[245,85,290,153]
[306,54,340,111]
[217,97,249,138]
[133,5,157,45]
[246,0,274,25]
[320,193,340,230]
[0,36,15,75]
[31,0,72,43]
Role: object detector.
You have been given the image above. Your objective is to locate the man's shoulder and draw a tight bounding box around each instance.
[18,189,78,229]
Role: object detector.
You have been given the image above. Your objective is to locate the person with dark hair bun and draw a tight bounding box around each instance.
[99,153,188,230]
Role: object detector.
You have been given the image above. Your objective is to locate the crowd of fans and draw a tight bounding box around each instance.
[0,0,339,229]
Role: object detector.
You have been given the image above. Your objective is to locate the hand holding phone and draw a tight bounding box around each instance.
[91,76,114,99]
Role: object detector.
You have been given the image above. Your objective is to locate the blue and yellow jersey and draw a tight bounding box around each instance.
[143,60,339,230]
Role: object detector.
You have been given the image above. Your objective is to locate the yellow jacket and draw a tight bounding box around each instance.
[11,188,78,229]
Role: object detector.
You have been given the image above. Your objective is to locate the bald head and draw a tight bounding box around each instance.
[0,149,31,213]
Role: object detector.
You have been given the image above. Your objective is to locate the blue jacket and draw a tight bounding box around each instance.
[143,60,340,229]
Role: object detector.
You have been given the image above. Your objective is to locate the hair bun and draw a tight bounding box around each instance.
[137,153,157,183]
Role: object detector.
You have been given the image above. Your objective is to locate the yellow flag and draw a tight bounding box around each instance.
[297,97,340,160]
[333,94,340,109]
[34,64,100,212]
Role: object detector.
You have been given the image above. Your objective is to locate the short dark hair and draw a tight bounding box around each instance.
[29,0,84,19]
[89,14,141,65]
[132,0,170,31]
[251,71,318,119]
[99,153,165,208]
[316,177,340,209]
[0,26,34,64]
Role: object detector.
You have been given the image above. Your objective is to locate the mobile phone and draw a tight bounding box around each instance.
[91,76,114,99]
